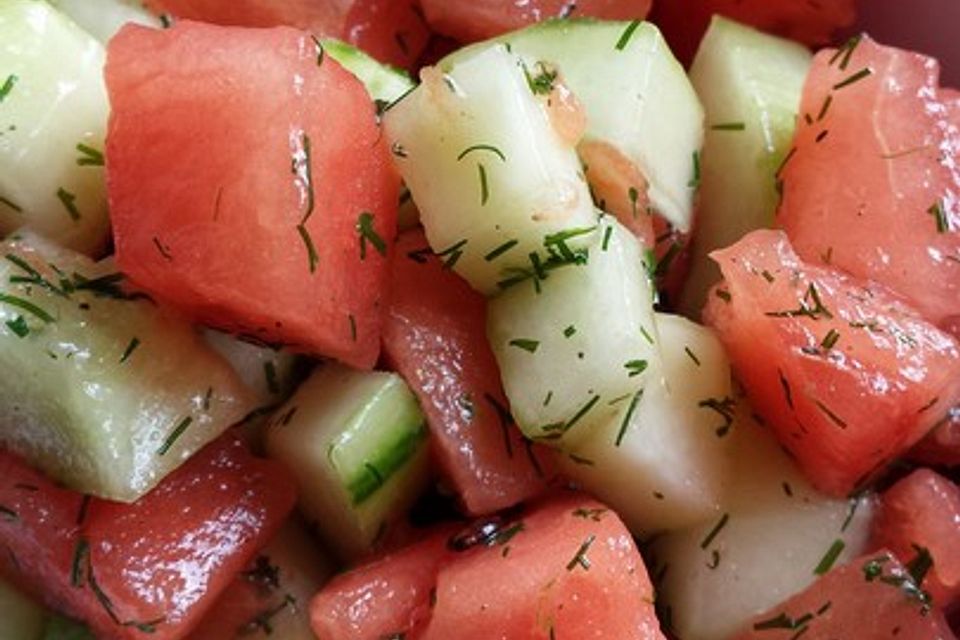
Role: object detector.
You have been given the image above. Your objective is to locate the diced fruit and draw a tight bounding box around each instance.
[420,0,651,42]
[910,408,960,467]
[441,19,703,234]
[872,469,960,609]
[264,363,430,560]
[0,0,110,255]
[186,519,336,640]
[383,229,553,515]
[778,35,960,326]
[652,0,856,66]
[0,576,44,640]
[487,217,658,445]
[703,230,960,496]
[310,494,666,640]
[419,494,665,640]
[733,552,954,640]
[106,21,398,368]
[651,406,875,640]
[679,17,811,318]
[0,435,297,640]
[310,524,457,640]
[383,43,598,295]
[323,39,415,105]
[340,0,432,70]
[47,0,162,42]
[204,330,302,409]
[558,313,733,534]
[144,0,430,67]
[0,233,254,502]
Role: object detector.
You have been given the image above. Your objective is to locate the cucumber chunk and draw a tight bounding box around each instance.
[0,576,44,640]
[0,0,110,255]
[204,330,302,408]
[678,17,812,318]
[441,19,704,233]
[559,313,734,534]
[265,364,430,560]
[383,43,598,295]
[487,217,658,445]
[650,407,874,640]
[46,0,162,42]
[0,233,255,502]
[322,39,415,105]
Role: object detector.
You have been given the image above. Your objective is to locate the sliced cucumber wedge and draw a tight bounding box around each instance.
[265,364,429,560]
[487,217,658,445]
[204,329,303,408]
[650,406,874,640]
[441,19,704,233]
[46,0,162,43]
[383,43,598,295]
[559,313,734,534]
[678,17,811,318]
[0,233,255,502]
[323,39,415,106]
[0,0,110,255]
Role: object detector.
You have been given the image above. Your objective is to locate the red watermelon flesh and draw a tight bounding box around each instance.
[703,229,960,497]
[779,35,960,327]
[0,436,296,640]
[383,230,553,516]
[653,0,856,66]
[144,0,430,68]
[734,551,955,640]
[420,0,651,43]
[872,469,960,610]
[106,22,398,369]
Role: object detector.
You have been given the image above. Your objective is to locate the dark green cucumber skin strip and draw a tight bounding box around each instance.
[345,422,427,506]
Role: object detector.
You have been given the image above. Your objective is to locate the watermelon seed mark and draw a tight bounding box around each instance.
[833,67,873,91]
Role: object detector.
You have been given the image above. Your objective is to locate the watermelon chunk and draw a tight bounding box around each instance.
[310,494,665,640]
[106,21,398,369]
[382,230,553,516]
[419,0,652,43]
[703,230,960,496]
[143,0,430,68]
[733,551,954,640]
[0,435,296,640]
[652,0,856,66]
[872,469,960,610]
[779,35,960,327]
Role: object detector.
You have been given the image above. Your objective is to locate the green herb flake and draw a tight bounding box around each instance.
[829,34,863,71]
[484,239,519,262]
[814,399,848,429]
[814,539,846,575]
[700,513,730,550]
[75,143,104,167]
[711,122,746,131]
[119,337,140,364]
[509,338,539,353]
[566,534,596,571]
[310,34,325,66]
[563,325,576,338]
[457,144,507,163]
[614,20,642,51]
[523,61,558,96]
[296,225,319,273]
[56,187,81,221]
[356,212,387,260]
[348,314,357,342]
[615,389,644,447]
[436,239,467,270]
[624,359,648,377]
[684,346,701,366]
[601,225,613,251]
[699,396,736,437]
[833,67,873,90]
[0,75,17,103]
[820,329,840,350]
[928,200,950,233]
[152,237,173,261]
[906,544,934,586]
[0,292,54,323]
[687,151,701,189]
[477,163,490,205]
[156,416,194,456]
[563,394,601,435]
[0,197,22,213]
[5,315,28,338]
